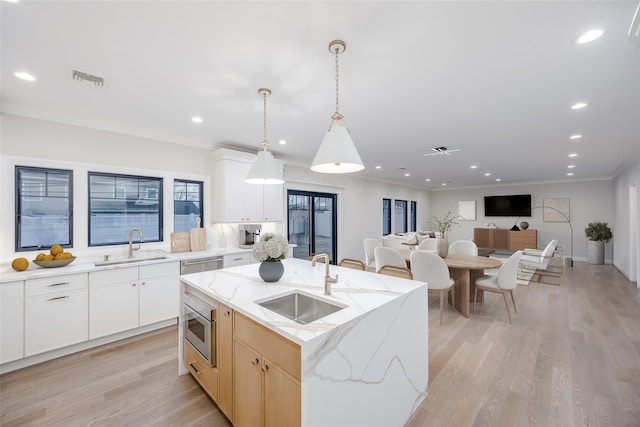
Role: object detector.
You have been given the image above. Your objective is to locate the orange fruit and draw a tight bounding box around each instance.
[50,244,64,256]
[64,252,73,259]
[43,254,55,261]
[35,253,46,261]
[54,253,66,260]
[11,257,29,271]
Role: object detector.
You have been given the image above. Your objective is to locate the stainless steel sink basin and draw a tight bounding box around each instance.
[257,292,345,325]
[94,256,169,266]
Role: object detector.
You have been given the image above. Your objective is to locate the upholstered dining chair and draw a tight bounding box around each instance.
[374,247,406,272]
[417,238,438,252]
[338,258,366,271]
[364,238,382,271]
[410,250,455,324]
[377,265,413,280]
[448,240,479,256]
[474,250,522,324]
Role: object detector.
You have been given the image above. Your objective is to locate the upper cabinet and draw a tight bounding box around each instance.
[213,149,285,223]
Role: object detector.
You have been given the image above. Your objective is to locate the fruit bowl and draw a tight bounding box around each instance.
[33,257,76,268]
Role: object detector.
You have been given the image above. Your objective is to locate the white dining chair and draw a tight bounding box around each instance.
[364,238,382,271]
[448,240,478,256]
[410,250,455,324]
[474,250,522,324]
[374,247,406,273]
[417,238,438,252]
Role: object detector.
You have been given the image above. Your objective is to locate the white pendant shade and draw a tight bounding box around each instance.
[311,120,364,173]
[245,149,284,184]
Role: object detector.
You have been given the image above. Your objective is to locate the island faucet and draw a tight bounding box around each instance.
[128,228,144,258]
[311,253,338,296]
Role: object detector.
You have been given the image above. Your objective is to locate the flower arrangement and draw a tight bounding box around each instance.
[428,209,461,238]
[252,233,289,262]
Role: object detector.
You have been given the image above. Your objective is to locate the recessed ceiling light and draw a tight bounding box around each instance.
[191,116,203,123]
[484,173,491,176]
[496,178,501,182]
[425,178,430,182]
[567,172,574,176]
[14,71,36,81]
[375,165,381,169]
[441,183,447,186]
[577,29,604,44]
[568,165,576,169]
[569,153,578,157]
[470,165,478,169]
[5,0,20,3]
[278,139,287,145]
[571,102,588,110]
[404,173,410,177]
[570,134,582,140]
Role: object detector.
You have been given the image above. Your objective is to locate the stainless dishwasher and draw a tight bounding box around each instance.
[180,256,224,274]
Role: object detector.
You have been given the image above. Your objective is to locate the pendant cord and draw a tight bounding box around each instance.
[334,47,340,115]
[262,91,268,150]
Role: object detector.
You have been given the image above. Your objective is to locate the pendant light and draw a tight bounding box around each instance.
[311,40,364,174]
[245,88,285,185]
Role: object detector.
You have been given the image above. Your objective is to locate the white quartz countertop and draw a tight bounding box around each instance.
[180,258,426,346]
[0,248,251,283]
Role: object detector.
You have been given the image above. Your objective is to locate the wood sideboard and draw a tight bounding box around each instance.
[474,228,537,251]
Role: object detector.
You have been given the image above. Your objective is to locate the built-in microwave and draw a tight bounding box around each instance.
[183,293,216,367]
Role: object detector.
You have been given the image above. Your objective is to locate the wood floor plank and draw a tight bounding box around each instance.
[1,262,639,426]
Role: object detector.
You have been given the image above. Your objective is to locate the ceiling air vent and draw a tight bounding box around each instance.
[71,69,105,86]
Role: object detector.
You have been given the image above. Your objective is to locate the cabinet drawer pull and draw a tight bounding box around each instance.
[223,310,231,316]
[233,257,243,261]
[47,295,70,301]
[251,358,259,365]
[48,282,70,287]
[189,362,201,375]
[141,282,146,285]
[132,283,137,287]
[262,364,269,372]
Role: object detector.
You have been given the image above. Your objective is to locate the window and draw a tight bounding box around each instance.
[382,198,391,235]
[88,172,163,246]
[410,201,417,232]
[15,166,73,251]
[174,179,203,232]
[287,190,338,263]
[394,200,407,233]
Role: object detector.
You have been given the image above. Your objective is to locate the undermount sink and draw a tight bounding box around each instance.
[257,291,345,325]
[94,256,169,267]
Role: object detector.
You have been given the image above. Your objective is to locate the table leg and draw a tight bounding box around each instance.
[448,268,471,317]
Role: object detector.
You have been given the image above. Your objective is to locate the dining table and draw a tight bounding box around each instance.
[398,249,503,317]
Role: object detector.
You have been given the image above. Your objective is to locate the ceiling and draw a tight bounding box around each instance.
[2,1,639,190]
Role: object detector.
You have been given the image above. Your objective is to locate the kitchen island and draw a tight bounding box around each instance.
[179,257,428,427]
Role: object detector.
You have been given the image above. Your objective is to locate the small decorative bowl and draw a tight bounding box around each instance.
[33,257,77,268]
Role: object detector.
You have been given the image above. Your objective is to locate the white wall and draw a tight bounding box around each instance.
[613,153,640,283]
[429,180,615,263]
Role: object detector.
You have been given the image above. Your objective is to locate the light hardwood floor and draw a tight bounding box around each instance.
[1,262,639,426]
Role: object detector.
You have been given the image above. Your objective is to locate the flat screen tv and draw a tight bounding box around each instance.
[484,194,531,217]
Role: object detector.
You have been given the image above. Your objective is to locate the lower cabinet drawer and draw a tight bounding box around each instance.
[184,341,219,402]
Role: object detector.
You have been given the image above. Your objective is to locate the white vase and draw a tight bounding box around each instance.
[436,238,449,258]
[587,240,604,264]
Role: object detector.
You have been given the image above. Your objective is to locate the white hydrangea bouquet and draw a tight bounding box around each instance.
[252,233,288,262]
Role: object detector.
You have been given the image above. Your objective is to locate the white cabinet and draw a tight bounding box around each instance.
[213,149,284,223]
[89,268,139,339]
[25,273,88,356]
[139,262,180,325]
[223,252,252,268]
[1,281,24,364]
[89,262,179,339]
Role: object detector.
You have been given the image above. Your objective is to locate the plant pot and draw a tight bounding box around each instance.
[258,261,284,282]
[436,238,449,258]
[587,240,604,265]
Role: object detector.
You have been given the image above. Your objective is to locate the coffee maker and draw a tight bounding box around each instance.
[239,224,261,248]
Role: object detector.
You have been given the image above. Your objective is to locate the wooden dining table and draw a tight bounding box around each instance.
[398,249,503,317]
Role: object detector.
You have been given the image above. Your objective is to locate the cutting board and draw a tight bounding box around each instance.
[190,217,207,252]
[170,232,191,253]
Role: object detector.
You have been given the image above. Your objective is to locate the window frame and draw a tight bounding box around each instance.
[173,179,204,232]
[88,172,163,247]
[394,199,408,234]
[410,201,417,232]
[382,198,392,236]
[15,166,74,252]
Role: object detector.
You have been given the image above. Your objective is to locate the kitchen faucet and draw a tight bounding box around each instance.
[311,253,338,296]
[128,228,144,258]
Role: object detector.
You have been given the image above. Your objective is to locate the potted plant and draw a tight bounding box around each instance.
[584,221,612,265]
[428,209,461,257]
[252,233,289,282]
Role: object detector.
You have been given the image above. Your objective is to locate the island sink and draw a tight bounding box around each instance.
[257,291,344,325]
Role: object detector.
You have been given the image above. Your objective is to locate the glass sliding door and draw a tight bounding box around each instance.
[287,190,337,264]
